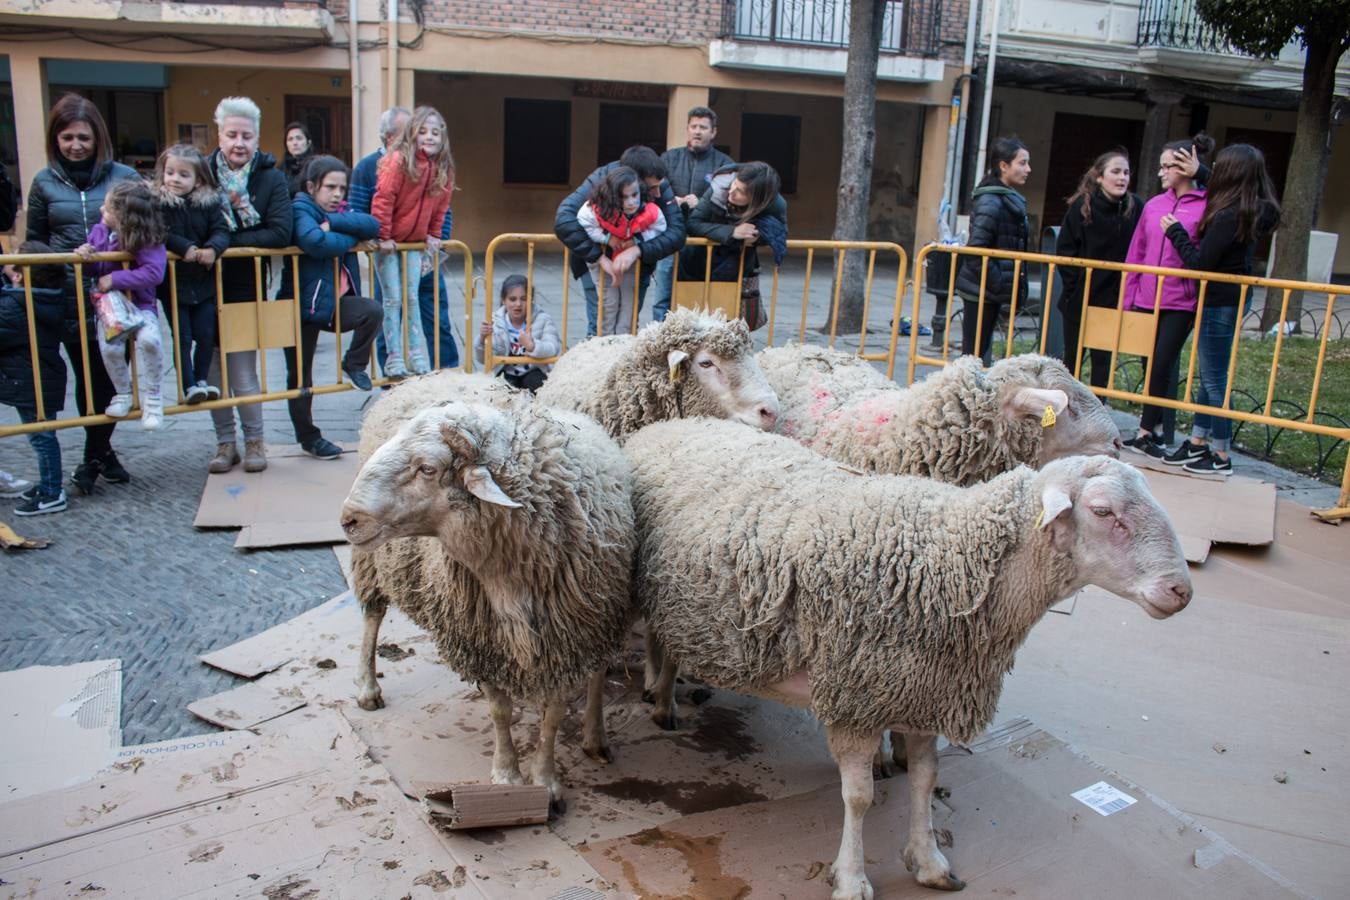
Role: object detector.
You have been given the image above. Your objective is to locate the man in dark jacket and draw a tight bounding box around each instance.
[654,106,734,322]
[1,244,69,514]
[554,145,685,336]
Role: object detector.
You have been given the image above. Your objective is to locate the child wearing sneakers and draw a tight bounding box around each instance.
[75,180,168,430]
[0,242,70,515]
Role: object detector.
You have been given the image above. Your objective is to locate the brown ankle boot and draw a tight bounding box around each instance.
[208,442,240,474]
[243,438,267,473]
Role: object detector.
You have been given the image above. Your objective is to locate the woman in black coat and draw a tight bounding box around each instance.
[1057,150,1142,389]
[957,136,1031,363]
[25,93,139,494]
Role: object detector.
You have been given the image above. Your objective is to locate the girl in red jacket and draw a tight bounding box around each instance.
[371,105,454,377]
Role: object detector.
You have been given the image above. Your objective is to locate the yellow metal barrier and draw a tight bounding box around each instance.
[0,241,475,437]
[908,243,1350,520]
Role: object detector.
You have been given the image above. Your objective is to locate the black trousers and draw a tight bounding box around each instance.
[284,296,382,444]
[961,296,1005,365]
[1059,299,1113,390]
[60,316,116,461]
[1138,309,1195,435]
[164,299,217,391]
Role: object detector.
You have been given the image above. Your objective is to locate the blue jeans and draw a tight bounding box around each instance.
[1190,305,1238,452]
[14,404,63,500]
[375,250,431,374]
[651,255,675,322]
[373,268,461,371]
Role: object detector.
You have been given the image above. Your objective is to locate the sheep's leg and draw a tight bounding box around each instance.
[354,595,387,711]
[482,682,524,786]
[531,696,568,814]
[873,730,909,779]
[641,628,663,702]
[649,652,680,731]
[581,669,613,763]
[901,732,964,891]
[825,726,878,900]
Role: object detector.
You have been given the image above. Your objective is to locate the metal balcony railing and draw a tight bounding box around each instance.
[722,0,942,58]
[1136,0,1252,55]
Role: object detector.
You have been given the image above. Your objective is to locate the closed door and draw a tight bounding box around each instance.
[285,95,353,165]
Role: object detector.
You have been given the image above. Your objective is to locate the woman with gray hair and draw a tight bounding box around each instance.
[204,96,293,474]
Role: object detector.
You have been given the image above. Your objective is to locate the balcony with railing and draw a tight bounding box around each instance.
[1135,0,1261,72]
[711,0,945,81]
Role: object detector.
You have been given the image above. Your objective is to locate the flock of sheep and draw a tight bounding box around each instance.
[338,308,1193,899]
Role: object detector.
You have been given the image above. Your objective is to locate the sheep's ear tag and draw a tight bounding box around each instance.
[463,466,521,509]
[1041,404,1057,429]
[1038,486,1072,529]
[667,349,689,382]
[1009,387,1067,422]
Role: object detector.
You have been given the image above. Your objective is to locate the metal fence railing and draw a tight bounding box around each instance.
[909,243,1350,520]
[721,0,942,57]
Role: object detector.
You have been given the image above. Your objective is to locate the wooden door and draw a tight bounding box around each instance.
[1043,113,1145,240]
[285,95,353,165]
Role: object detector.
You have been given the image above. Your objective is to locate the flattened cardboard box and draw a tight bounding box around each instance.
[1132,464,1276,563]
[193,442,359,548]
[583,719,1301,899]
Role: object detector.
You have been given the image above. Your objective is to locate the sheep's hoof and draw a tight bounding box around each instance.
[548,796,568,818]
[826,869,874,900]
[640,689,655,704]
[651,710,678,731]
[583,743,614,764]
[355,691,385,711]
[917,873,965,892]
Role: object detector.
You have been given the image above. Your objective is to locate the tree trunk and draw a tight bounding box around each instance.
[830,0,886,333]
[1260,36,1341,334]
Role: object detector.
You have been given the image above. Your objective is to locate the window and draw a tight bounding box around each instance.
[503,98,571,184]
[596,103,668,166]
[739,113,801,194]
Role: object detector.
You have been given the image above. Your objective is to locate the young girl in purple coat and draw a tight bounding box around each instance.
[75,180,169,430]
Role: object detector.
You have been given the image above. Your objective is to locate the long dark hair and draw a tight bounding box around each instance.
[46,93,114,169]
[302,155,349,195]
[1064,150,1136,225]
[103,180,167,253]
[723,161,780,223]
[978,136,1028,188]
[1199,144,1281,242]
[590,165,641,219]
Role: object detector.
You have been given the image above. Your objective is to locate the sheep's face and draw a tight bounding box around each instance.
[994,357,1122,464]
[672,346,781,431]
[340,405,520,552]
[1037,456,1191,619]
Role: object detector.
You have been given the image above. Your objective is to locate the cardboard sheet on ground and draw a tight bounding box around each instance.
[1131,463,1277,562]
[997,504,1350,900]
[0,711,496,899]
[199,589,359,677]
[192,442,358,548]
[583,718,1300,899]
[0,659,122,805]
[334,542,354,587]
[187,679,308,729]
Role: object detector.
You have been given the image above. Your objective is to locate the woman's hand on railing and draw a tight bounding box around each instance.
[74,243,96,261]
[732,223,759,242]
[190,247,217,267]
[424,236,442,254]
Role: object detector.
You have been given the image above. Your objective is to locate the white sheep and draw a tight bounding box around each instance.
[627,418,1191,898]
[536,307,781,440]
[341,399,634,808]
[761,345,1123,482]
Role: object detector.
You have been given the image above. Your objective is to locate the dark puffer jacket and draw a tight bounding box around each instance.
[0,284,67,414]
[206,149,293,303]
[292,192,380,326]
[155,182,231,309]
[680,169,789,281]
[956,184,1029,305]
[1056,188,1142,313]
[554,162,686,279]
[661,144,734,217]
[24,157,139,320]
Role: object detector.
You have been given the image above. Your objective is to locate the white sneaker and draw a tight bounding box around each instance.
[0,470,34,498]
[105,394,134,418]
[142,399,164,431]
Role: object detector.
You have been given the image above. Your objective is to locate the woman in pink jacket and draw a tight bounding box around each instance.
[1120,132,1213,459]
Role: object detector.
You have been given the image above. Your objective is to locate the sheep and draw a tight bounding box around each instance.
[340,398,635,808]
[350,370,526,713]
[626,418,1191,897]
[536,307,781,441]
[761,345,1123,484]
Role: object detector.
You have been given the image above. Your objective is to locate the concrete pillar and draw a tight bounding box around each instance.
[1138,89,1182,201]
[666,86,710,154]
[354,0,387,159]
[10,50,50,237]
[914,103,950,261]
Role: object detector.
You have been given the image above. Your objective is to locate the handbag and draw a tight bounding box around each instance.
[93,290,147,344]
[740,274,768,331]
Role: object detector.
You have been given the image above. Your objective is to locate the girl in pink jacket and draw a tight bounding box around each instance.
[1120,133,1212,459]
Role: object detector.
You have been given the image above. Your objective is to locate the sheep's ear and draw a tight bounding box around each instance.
[462,465,521,508]
[439,422,480,463]
[1006,387,1068,424]
[667,349,689,381]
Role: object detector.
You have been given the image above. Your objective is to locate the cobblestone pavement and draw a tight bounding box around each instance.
[1,251,1340,746]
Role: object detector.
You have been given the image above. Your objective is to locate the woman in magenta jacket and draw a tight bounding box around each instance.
[1120,133,1213,459]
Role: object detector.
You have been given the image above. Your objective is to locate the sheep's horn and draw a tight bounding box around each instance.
[440,423,480,463]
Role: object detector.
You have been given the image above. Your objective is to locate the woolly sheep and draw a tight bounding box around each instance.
[536,307,781,440]
[761,345,1123,483]
[627,418,1191,897]
[341,398,634,807]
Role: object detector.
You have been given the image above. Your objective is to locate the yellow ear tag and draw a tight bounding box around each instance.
[1041,404,1057,429]
[1034,508,1045,529]
[669,365,683,383]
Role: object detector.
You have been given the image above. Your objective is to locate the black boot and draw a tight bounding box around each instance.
[100,449,131,484]
[72,458,102,495]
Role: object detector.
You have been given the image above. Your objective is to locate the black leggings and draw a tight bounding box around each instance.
[60,316,116,461]
[961,296,1005,365]
[164,299,217,391]
[1138,309,1195,435]
[1059,299,1112,389]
